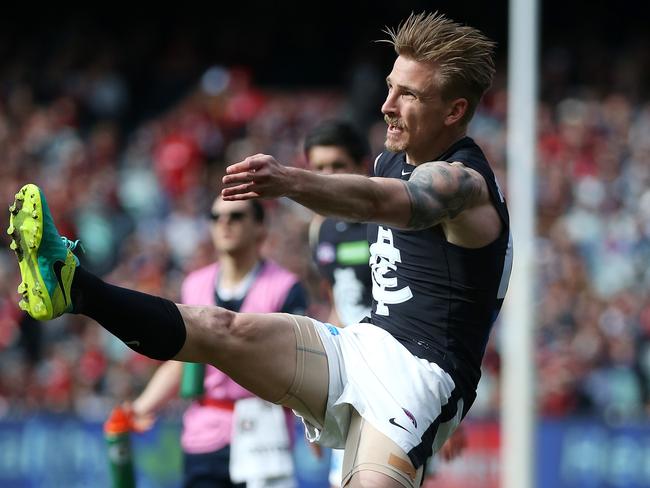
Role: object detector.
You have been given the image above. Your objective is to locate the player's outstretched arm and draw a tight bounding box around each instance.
[221,154,488,229]
[221,153,405,222]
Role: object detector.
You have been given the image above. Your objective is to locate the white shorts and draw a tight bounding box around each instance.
[301,320,464,467]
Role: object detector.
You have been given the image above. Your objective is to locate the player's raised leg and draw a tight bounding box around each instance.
[7,183,328,427]
[177,307,328,423]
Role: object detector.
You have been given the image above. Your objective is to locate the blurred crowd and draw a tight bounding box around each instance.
[1,33,650,427]
[468,90,650,423]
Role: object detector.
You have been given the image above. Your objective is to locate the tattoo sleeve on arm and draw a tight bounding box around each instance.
[404,162,485,230]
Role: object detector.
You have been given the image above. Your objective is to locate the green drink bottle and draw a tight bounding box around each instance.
[180,362,205,398]
[104,406,136,488]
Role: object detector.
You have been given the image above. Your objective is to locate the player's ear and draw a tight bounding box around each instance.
[444,98,468,126]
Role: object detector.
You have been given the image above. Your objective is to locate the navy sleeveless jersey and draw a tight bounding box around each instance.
[366,136,512,409]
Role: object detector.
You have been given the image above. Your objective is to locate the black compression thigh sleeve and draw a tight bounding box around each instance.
[71,267,186,360]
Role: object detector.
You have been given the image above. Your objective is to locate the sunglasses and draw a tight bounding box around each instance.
[209,210,249,223]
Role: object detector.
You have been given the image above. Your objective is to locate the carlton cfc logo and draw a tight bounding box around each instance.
[369,226,413,316]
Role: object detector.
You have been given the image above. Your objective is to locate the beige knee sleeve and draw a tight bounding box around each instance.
[342,411,424,488]
[275,315,329,429]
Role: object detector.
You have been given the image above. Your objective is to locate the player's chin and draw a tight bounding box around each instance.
[384,137,408,153]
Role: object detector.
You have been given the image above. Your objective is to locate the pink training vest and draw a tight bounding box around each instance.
[179,260,300,454]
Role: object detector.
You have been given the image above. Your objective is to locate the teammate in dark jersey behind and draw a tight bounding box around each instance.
[11,12,510,488]
[305,120,374,328]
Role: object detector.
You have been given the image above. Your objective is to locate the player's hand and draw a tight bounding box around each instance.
[222,154,292,200]
[438,425,467,462]
[123,401,156,433]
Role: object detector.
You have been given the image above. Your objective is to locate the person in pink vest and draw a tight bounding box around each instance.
[129,196,307,487]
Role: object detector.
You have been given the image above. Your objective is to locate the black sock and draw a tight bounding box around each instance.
[71,267,186,360]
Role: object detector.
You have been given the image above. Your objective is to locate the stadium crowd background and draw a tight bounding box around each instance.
[1,0,649,451]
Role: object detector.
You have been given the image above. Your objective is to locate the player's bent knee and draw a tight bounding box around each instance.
[180,305,239,359]
[226,312,257,342]
[201,307,235,337]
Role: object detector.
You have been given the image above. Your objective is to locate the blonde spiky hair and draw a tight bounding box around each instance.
[381,11,496,122]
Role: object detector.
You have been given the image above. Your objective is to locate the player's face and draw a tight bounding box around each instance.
[381,56,453,163]
[210,199,263,255]
[307,145,365,175]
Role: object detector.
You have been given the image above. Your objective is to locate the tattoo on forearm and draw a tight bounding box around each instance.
[405,162,483,230]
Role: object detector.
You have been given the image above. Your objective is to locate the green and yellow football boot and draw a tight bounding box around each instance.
[7,183,80,321]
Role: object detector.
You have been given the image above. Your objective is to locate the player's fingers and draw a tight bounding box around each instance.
[221,191,261,201]
[225,155,267,175]
[221,184,261,200]
[222,171,255,185]
[222,182,256,196]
